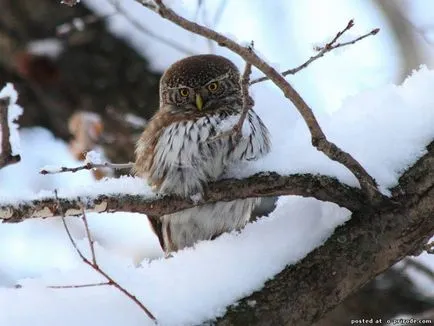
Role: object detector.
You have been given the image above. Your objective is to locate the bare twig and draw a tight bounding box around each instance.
[231,43,254,141]
[57,13,117,37]
[40,161,134,175]
[250,21,380,84]
[213,0,228,28]
[81,209,97,265]
[0,97,20,169]
[58,0,194,55]
[210,44,253,142]
[108,0,195,56]
[52,195,157,323]
[47,282,110,289]
[135,0,158,11]
[143,0,381,200]
[106,106,147,130]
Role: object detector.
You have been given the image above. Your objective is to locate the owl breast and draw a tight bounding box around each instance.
[150,113,233,197]
[135,108,270,253]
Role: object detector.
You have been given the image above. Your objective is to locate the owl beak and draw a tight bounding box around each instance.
[195,94,203,111]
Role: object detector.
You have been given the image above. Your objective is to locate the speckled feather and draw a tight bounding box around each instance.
[134,55,271,253]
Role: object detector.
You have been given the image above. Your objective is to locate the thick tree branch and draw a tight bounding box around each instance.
[0,97,20,169]
[214,141,434,326]
[0,173,368,223]
[143,0,380,201]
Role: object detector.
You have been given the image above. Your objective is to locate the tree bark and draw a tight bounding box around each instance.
[215,141,434,326]
[0,173,368,222]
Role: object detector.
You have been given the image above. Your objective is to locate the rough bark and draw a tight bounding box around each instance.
[0,173,368,223]
[215,141,434,326]
[0,0,160,162]
[315,266,434,326]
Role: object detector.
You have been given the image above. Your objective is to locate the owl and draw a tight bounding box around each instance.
[134,54,270,254]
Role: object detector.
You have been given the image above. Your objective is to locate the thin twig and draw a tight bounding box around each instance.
[81,208,97,266]
[235,54,253,140]
[106,106,147,130]
[0,97,20,169]
[53,191,157,323]
[40,161,134,175]
[213,0,228,28]
[108,0,195,55]
[210,44,253,142]
[250,20,380,84]
[48,282,110,289]
[145,1,381,200]
[57,13,117,37]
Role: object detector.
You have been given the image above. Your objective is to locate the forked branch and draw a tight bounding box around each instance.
[250,20,379,84]
[142,0,381,200]
[49,200,157,323]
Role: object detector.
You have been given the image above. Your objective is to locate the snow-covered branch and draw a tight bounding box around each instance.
[40,161,134,175]
[0,173,369,223]
[215,141,434,326]
[142,0,381,201]
[0,85,22,169]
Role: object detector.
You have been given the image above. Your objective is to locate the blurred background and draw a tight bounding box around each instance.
[0,0,433,324]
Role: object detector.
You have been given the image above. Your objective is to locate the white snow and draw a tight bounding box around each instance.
[0,197,350,326]
[0,1,433,325]
[84,150,103,164]
[0,83,23,157]
[0,66,432,326]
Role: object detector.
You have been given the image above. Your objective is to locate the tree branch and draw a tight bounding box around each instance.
[51,203,157,323]
[250,20,379,84]
[212,49,253,142]
[233,56,253,141]
[107,0,196,56]
[143,0,380,201]
[214,141,434,326]
[0,173,369,223]
[0,97,20,169]
[39,161,134,174]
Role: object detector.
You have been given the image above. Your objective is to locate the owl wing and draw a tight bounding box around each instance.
[229,109,271,162]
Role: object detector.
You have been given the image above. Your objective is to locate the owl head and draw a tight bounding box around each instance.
[159,54,241,113]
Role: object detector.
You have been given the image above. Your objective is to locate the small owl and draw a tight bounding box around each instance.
[134,54,270,254]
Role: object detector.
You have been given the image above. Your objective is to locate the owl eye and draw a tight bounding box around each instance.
[207,82,219,92]
[179,88,190,97]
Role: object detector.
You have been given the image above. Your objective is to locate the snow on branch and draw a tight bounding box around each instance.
[141,0,381,201]
[213,141,434,325]
[0,173,369,223]
[0,84,22,169]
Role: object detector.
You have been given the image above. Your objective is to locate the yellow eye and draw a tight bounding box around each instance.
[179,88,189,97]
[207,82,219,92]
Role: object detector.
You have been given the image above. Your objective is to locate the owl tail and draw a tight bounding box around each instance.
[147,216,165,251]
